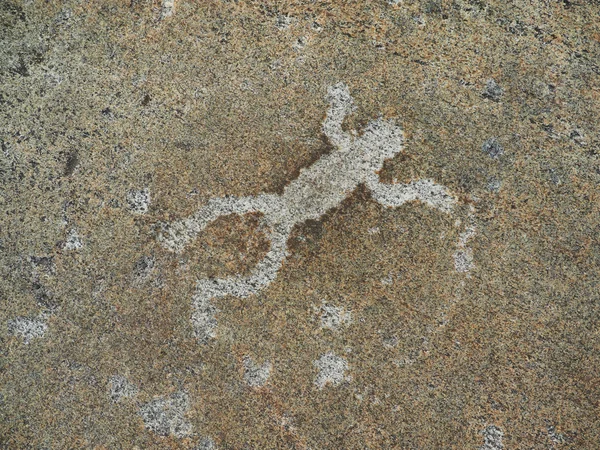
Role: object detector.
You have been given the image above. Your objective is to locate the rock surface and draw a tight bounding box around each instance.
[1,0,599,448]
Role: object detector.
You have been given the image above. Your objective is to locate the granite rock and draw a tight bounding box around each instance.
[1,0,599,448]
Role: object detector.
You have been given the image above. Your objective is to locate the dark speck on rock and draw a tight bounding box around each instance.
[570,128,586,146]
[483,79,504,101]
[30,256,55,273]
[64,151,79,176]
[32,282,57,310]
[487,178,502,192]
[133,255,155,279]
[482,138,504,158]
[548,168,561,185]
[11,58,30,77]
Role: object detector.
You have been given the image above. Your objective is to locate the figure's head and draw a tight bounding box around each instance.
[325,82,405,166]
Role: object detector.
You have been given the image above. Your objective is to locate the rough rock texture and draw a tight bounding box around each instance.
[1,0,599,449]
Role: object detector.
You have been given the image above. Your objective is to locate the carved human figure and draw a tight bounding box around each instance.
[159,82,458,343]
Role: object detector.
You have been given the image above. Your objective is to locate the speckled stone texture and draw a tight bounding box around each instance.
[1,1,599,449]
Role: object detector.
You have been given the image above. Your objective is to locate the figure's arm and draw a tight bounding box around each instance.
[366,174,456,213]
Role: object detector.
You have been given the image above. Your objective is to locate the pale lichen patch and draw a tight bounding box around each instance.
[367,177,456,213]
[126,188,150,215]
[367,226,380,235]
[275,15,294,30]
[382,334,399,348]
[483,79,504,101]
[482,138,504,158]
[454,211,476,273]
[487,178,502,192]
[380,272,395,286]
[196,437,217,449]
[7,314,48,344]
[108,375,138,403]
[319,302,352,331]
[132,255,155,284]
[161,0,175,19]
[64,228,83,250]
[191,289,218,344]
[314,352,350,389]
[139,391,192,438]
[479,425,504,450]
[453,248,474,273]
[243,356,272,387]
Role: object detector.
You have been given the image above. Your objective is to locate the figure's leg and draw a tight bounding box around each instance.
[191,220,290,343]
[158,194,281,252]
[157,193,290,343]
[366,173,456,213]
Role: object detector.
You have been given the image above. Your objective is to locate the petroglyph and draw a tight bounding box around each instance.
[159,82,464,343]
